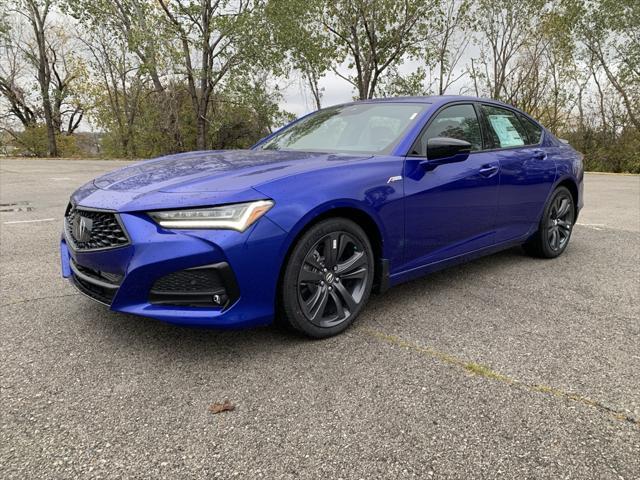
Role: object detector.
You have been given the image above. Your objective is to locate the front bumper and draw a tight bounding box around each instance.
[61,210,288,328]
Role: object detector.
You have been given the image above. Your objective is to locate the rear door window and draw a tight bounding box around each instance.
[481,105,528,149]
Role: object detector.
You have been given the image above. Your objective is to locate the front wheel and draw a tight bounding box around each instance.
[524,186,575,258]
[280,218,374,338]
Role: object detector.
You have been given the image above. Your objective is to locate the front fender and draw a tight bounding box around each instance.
[253,156,406,269]
[272,198,388,260]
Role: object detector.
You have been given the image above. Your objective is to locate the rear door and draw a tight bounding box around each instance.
[402,103,500,271]
[478,104,557,242]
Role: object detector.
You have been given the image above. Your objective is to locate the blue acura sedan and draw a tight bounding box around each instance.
[61,96,583,338]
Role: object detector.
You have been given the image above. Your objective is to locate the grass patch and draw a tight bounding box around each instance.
[463,362,511,382]
[364,328,639,426]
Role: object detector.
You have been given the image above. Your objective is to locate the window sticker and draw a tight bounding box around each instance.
[488,115,525,147]
[409,112,418,120]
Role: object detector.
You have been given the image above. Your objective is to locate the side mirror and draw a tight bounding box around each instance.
[426,137,472,162]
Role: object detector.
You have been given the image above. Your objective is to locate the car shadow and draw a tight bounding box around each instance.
[367,245,531,310]
[80,245,533,360]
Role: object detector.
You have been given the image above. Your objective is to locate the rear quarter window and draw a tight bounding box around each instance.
[516,113,543,145]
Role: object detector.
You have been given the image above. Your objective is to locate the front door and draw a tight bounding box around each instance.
[402,103,500,271]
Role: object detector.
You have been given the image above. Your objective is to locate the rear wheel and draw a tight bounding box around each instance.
[524,186,575,258]
[280,218,374,338]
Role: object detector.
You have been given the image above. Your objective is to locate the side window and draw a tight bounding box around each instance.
[416,104,482,154]
[481,105,528,148]
[516,113,543,145]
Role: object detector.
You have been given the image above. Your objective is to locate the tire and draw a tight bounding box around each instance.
[524,186,575,258]
[280,217,374,338]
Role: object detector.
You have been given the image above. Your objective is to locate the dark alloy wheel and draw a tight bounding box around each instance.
[524,186,575,258]
[281,218,374,338]
[298,231,369,327]
[546,192,574,252]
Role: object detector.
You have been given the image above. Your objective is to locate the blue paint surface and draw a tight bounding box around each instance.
[61,96,584,328]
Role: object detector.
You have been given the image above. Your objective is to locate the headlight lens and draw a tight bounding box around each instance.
[148,200,274,231]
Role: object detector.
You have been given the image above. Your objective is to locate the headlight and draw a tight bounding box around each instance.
[148,200,274,231]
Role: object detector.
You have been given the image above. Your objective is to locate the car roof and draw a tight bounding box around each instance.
[356,95,511,107]
[340,95,539,122]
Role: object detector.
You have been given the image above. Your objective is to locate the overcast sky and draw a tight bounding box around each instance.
[279,71,357,117]
[276,52,476,119]
[40,9,475,129]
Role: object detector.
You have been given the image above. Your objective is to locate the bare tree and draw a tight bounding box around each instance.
[21,0,58,155]
[47,28,84,134]
[66,0,166,93]
[470,0,545,101]
[300,59,323,110]
[0,23,38,131]
[584,38,639,129]
[157,0,256,150]
[432,0,470,95]
[81,26,144,157]
[1,3,83,148]
[321,0,437,100]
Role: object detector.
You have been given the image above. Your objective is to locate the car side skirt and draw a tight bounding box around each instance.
[388,233,532,287]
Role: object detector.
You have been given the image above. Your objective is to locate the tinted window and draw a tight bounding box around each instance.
[260,103,426,154]
[417,104,482,153]
[481,105,528,148]
[517,113,543,144]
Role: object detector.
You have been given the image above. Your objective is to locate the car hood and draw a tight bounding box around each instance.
[92,149,372,194]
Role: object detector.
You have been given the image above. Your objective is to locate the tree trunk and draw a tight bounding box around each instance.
[41,87,58,156]
[28,0,58,156]
[310,80,322,110]
[305,66,322,110]
[196,109,208,150]
[595,50,640,130]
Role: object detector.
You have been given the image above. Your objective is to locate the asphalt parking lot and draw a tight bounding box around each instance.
[1,159,639,479]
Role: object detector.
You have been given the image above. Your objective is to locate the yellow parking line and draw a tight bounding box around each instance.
[362,328,638,426]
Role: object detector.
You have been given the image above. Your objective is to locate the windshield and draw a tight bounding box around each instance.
[259,102,427,154]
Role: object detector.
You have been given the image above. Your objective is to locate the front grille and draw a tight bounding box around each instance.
[65,204,129,251]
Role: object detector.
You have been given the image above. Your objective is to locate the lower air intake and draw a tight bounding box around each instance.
[149,263,239,308]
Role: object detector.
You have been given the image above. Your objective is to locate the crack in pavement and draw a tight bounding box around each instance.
[362,328,639,427]
[0,293,80,308]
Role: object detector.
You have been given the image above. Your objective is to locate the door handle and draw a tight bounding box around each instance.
[532,150,547,160]
[479,164,499,177]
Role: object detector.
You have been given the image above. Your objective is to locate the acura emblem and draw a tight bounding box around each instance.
[73,215,93,243]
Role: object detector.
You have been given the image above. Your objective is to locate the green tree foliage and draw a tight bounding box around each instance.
[577,0,639,129]
[321,0,438,100]
[156,0,273,150]
[60,0,291,157]
[13,124,79,156]
[559,0,640,172]
[1,0,85,156]
[95,76,289,158]
[265,0,333,108]
[0,0,637,171]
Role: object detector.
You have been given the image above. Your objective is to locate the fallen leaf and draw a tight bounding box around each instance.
[208,400,235,414]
